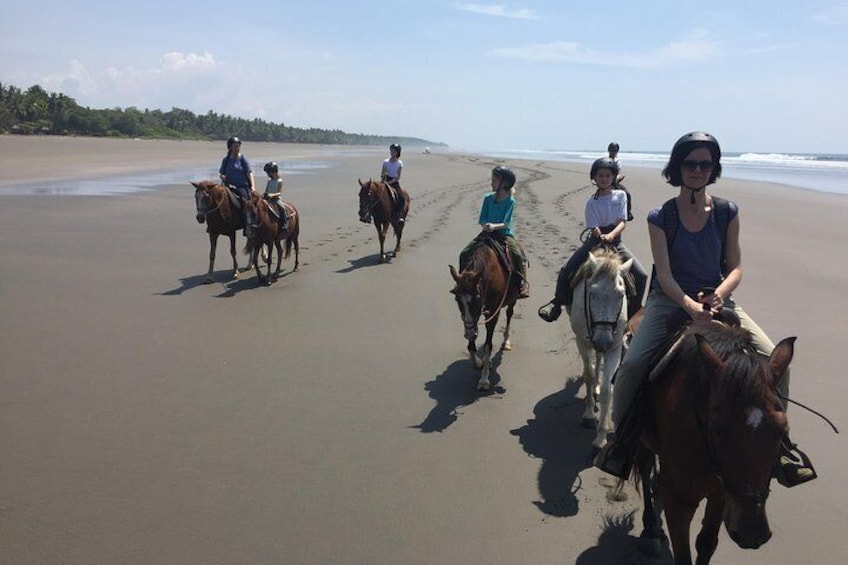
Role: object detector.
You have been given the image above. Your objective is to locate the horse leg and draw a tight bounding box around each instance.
[662,491,697,565]
[376,222,387,263]
[292,235,299,272]
[467,339,482,370]
[392,219,404,258]
[592,347,618,450]
[637,453,666,558]
[227,233,240,279]
[206,233,218,283]
[273,241,283,279]
[478,315,498,391]
[578,340,598,429]
[501,303,514,351]
[694,494,724,565]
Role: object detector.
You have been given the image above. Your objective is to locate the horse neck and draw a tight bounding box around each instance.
[471,244,507,308]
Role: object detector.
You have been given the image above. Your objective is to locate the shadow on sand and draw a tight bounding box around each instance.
[412,349,506,433]
[575,512,673,564]
[335,253,396,274]
[510,379,597,517]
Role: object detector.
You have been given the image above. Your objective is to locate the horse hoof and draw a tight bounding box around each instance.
[477,382,490,392]
[203,278,214,285]
[581,417,598,429]
[502,341,512,351]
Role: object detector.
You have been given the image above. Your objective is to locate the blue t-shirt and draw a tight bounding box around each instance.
[647,199,738,298]
[219,154,252,189]
[479,192,515,237]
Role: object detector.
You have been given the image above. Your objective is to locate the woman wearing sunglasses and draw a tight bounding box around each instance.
[597,131,816,487]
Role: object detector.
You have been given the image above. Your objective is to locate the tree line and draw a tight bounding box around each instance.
[0,82,443,147]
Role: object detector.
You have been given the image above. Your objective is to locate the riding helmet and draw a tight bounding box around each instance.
[390,143,402,157]
[590,157,620,180]
[607,142,620,153]
[492,165,516,190]
[264,161,279,174]
[664,131,723,186]
[227,136,241,149]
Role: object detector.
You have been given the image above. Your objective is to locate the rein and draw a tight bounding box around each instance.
[479,272,511,326]
[581,276,624,339]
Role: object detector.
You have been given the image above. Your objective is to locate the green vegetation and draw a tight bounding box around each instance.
[0,82,443,147]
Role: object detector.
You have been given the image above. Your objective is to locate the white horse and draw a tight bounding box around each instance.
[569,247,633,451]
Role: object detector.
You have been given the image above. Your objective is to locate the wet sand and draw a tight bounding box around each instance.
[1,135,846,564]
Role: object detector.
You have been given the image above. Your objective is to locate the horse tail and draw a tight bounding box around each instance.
[284,206,299,259]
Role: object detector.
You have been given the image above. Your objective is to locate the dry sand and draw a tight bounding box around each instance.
[1,135,846,564]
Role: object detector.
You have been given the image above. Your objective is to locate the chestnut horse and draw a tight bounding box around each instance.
[244,193,300,285]
[357,179,409,263]
[449,236,519,391]
[632,320,795,564]
[191,180,250,283]
[570,247,633,452]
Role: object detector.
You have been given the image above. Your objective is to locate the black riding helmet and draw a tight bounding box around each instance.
[264,161,279,174]
[590,157,620,180]
[390,143,402,157]
[608,142,620,153]
[492,165,516,190]
[227,136,241,149]
[663,131,723,187]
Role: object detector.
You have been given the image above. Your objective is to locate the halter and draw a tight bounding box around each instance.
[581,275,624,340]
[693,404,772,505]
[360,181,384,214]
[196,186,224,217]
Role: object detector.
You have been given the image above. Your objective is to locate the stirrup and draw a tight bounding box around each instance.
[774,443,817,488]
[594,440,633,480]
[537,302,561,322]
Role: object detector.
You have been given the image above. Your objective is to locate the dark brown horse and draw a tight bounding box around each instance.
[449,236,519,391]
[191,180,251,283]
[243,193,300,285]
[357,178,409,263]
[633,320,795,564]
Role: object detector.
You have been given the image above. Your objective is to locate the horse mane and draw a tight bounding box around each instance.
[680,321,775,411]
[574,247,622,283]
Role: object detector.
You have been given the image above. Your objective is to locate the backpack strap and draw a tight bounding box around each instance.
[711,196,730,276]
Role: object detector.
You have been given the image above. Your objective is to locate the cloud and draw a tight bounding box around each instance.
[453,3,537,20]
[491,33,719,69]
[810,3,848,25]
[160,51,218,71]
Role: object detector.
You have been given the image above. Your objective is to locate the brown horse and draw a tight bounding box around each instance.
[449,236,519,391]
[191,180,251,283]
[633,320,795,564]
[357,178,409,263]
[243,193,300,285]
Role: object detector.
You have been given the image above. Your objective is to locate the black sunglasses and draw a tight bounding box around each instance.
[681,160,714,172]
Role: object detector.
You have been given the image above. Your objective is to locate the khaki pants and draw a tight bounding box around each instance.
[612,289,789,426]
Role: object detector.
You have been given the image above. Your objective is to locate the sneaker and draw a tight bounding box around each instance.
[774,443,817,488]
[538,303,562,322]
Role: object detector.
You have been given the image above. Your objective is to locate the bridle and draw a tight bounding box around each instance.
[360,182,383,214]
[196,186,223,217]
[581,273,624,341]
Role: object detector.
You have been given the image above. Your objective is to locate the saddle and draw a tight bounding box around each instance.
[225,185,245,212]
[463,235,513,277]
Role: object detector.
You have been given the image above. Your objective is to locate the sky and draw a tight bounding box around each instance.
[2,1,847,154]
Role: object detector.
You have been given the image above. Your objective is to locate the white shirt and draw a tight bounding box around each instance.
[585,189,627,228]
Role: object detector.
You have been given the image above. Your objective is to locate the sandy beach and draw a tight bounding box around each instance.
[1,135,846,564]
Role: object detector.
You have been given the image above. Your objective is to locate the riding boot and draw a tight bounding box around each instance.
[774,438,817,487]
[518,263,530,299]
[594,436,634,480]
[538,270,571,322]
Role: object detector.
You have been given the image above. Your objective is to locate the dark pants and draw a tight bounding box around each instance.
[459,231,527,280]
[553,237,648,319]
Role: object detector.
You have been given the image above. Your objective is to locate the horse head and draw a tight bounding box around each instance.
[582,250,632,352]
[449,264,483,341]
[191,180,216,223]
[358,178,378,222]
[691,325,795,549]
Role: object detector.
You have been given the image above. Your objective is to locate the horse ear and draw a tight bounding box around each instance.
[358,178,365,187]
[694,333,724,375]
[449,265,460,282]
[619,257,634,274]
[769,336,796,380]
[190,181,199,189]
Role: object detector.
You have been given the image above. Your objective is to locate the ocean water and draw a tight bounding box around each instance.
[0,159,336,196]
[478,149,848,196]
